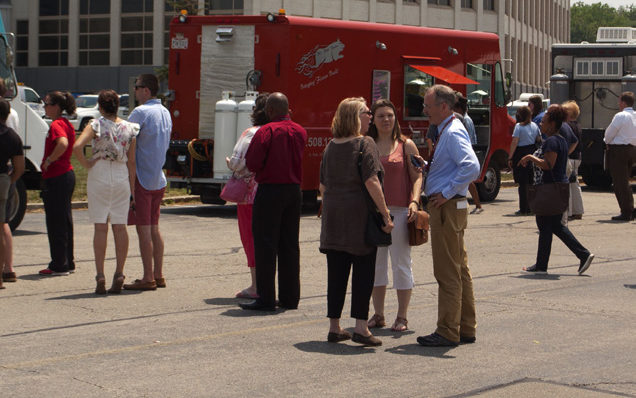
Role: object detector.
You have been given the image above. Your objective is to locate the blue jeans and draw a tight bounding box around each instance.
[535,214,589,271]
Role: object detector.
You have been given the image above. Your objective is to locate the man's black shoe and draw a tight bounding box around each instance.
[239,300,276,311]
[417,332,458,347]
[459,335,476,344]
[611,214,633,221]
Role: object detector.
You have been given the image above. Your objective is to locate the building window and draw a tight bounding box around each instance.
[205,0,244,15]
[428,0,451,6]
[483,0,495,11]
[404,0,420,4]
[121,0,153,65]
[16,20,28,67]
[574,58,622,79]
[39,0,69,66]
[461,0,473,8]
[79,0,110,66]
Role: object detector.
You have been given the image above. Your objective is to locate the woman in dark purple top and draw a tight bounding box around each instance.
[518,105,594,275]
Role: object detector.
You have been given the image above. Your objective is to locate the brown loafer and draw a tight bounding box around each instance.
[155,277,166,288]
[123,279,157,291]
[352,332,382,347]
[2,272,17,282]
[327,330,352,343]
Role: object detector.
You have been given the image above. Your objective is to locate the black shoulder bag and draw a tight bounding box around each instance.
[358,138,392,247]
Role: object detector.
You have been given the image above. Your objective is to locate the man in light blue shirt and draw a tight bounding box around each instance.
[124,74,172,291]
[417,85,480,348]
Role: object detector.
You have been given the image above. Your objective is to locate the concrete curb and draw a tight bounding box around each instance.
[26,195,201,211]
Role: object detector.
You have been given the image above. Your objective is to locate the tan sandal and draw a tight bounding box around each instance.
[108,273,125,294]
[391,317,408,332]
[367,313,386,328]
[95,274,107,295]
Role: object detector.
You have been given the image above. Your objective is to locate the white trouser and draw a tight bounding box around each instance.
[567,158,584,217]
[374,206,415,290]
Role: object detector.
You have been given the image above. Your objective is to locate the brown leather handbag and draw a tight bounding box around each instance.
[408,206,429,246]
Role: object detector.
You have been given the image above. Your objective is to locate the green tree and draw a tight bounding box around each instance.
[570,2,631,43]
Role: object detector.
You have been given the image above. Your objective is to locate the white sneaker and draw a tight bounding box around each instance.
[470,207,484,214]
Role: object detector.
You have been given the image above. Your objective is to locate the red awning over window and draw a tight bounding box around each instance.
[409,65,479,85]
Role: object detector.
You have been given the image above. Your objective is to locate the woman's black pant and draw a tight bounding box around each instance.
[326,249,377,320]
[42,170,75,272]
[535,214,589,271]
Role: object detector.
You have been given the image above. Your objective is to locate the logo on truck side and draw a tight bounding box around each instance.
[295,39,345,77]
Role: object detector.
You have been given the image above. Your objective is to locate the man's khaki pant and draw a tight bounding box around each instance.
[429,198,476,342]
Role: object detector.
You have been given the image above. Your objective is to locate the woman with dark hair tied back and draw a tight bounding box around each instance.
[518,105,594,275]
[73,89,139,294]
[39,91,78,276]
[227,93,269,299]
[508,105,540,215]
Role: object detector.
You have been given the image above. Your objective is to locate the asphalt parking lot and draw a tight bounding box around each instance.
[1,186,635,397]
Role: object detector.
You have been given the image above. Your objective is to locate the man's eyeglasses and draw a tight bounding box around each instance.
[360,110,372,116]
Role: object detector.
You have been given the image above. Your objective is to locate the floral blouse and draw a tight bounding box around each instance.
[90,117,139,162]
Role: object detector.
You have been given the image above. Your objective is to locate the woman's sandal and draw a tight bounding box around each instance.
[391,317,408,332]
[95,274,107,295]
[107,273,125,294]
[367,313,386,329]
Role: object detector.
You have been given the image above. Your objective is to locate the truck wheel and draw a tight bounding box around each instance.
[7,179,27,232]
[79,118,92,132]
[302,190,319,211]
[580,164,612,189]
[476,164,501,202]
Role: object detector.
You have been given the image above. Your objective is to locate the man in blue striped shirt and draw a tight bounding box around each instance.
[417,85,480,347]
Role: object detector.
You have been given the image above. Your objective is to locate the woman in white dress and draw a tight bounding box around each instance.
[73,89,139,294]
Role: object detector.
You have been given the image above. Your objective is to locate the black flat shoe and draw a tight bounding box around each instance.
[459,335,476,344]
[327,330,352,343]
[239,299,276,311]
[417,332,458,347]
[352,332,382,347]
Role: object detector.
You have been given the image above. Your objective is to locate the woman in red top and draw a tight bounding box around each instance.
[366,99,423,332]
[40,91,77,276]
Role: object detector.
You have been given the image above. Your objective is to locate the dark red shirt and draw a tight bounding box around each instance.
[245,116,307,184]
[42,118,75,179]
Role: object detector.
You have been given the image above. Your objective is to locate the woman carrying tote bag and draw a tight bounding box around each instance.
[518,105,594,275]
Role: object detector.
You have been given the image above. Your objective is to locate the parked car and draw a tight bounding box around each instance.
[44,93,130,130]
[507,93,550,117]
[17,84,45,117]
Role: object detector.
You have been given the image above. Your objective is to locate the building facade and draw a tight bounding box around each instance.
[7,0,568,98]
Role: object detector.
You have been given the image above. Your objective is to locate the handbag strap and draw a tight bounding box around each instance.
[402,139,421,210]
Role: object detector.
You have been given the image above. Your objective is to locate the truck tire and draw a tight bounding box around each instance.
[580,164,612,189]
[302,190,319,211]
[79,117,93,132]
[7,179,27,232]
[476,164,501,202]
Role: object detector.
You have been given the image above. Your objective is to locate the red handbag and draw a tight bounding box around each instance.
[220,176,250,203]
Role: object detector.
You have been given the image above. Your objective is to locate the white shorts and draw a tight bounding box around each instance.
[87,160,130,224]
[374,206,415,290]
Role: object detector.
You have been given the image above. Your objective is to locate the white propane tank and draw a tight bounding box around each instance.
[213,91,238,179]
[236,91,259,141]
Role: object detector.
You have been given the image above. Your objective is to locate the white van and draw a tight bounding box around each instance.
[17,84,45,117]
[507,93,550,118]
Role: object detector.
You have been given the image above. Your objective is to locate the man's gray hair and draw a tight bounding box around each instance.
[428,84,457,108]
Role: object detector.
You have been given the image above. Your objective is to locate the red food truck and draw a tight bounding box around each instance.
[165,11,514,205]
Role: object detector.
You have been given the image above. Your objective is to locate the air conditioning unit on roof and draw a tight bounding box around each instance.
[596,27,636,43]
